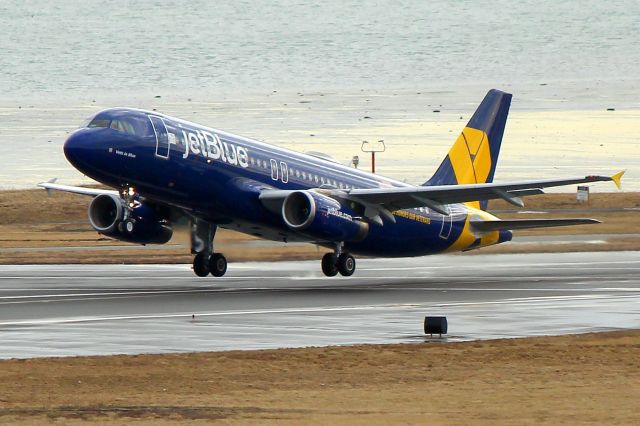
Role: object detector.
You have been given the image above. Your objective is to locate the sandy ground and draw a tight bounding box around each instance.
[0,189,638,264]
[0,330,638,424]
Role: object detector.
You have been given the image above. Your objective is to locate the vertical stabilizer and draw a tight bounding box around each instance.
[425,90,512,210]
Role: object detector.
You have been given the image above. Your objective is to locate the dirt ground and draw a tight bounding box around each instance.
[0,330,638,424]
[0,189,639,264]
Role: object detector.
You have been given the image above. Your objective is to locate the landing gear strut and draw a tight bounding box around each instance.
[190,219,227,278]
[321,243,356,277]
[117,185,138,234]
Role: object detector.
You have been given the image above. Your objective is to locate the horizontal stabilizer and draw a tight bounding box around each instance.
[471,218,600,232]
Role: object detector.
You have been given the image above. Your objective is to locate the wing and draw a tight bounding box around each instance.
[38,179,119,197]
[38,180,189,224]
[339,172,624,217]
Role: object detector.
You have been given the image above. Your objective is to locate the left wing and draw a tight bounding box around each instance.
[338,172,624,217]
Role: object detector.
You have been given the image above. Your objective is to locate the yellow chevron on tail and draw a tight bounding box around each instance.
[447,127,493,185]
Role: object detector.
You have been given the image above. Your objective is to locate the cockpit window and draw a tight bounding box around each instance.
[110,119,136,135]
[83,111,151,137]
[88,118,111,128]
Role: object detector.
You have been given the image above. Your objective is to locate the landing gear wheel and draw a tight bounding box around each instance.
[321,253,339,277]
[193,252,210,277]
[124,219,135,233]
[209,253,227,277]
[337,253,356,276]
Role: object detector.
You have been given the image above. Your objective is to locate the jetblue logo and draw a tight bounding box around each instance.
[180,129,249,168]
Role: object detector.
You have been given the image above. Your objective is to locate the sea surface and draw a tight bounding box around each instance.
[0,0,638,189]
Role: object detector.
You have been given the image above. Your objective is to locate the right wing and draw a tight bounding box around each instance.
[38,180,119,197]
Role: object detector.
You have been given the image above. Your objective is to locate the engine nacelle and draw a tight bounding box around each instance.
[88,194,172,244]
[282,191,368,242]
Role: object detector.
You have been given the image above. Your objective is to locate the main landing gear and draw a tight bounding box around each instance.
[191,219,227,278]
[321,243,356,277]
[193,252,228,277]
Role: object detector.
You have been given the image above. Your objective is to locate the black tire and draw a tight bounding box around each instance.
[193,252,210,277]
[209,253,227,277]
[337,253,356,276]
[321,253,338,277]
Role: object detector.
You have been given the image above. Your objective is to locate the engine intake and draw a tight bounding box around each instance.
[88,194,123,233]
[282,191,316,229]
[282,191,368,242]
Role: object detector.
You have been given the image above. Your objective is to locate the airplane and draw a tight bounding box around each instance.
[39,89,623,277]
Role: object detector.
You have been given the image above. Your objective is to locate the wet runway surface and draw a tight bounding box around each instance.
[1,251,639,359]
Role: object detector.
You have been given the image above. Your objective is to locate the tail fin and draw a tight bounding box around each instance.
[425,89,512,192]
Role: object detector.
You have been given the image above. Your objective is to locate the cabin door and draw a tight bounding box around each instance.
[149,116,170,159]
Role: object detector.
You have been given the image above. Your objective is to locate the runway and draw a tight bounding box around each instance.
[1,251,639,359]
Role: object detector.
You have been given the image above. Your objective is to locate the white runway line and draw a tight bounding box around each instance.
[0,303,423,326]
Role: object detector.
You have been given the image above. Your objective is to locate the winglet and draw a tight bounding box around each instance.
[41,178,58,197]
[611,170,625,190]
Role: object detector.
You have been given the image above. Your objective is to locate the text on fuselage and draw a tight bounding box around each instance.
[180,129,249,168]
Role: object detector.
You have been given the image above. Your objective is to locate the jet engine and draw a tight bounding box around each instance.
[88,194,172,244]
[281,191,368,242]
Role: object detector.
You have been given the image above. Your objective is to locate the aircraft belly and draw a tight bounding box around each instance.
[345,213,469,257]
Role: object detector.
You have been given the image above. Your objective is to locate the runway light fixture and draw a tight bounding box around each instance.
[361,140,386,174]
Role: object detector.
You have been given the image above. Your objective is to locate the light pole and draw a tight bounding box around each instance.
[361,140,386,174]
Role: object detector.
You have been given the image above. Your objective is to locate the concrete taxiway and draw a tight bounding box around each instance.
[0,251,639,359]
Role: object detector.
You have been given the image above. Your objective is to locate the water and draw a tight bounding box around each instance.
[2,0,639,97]
[0,0,639,189]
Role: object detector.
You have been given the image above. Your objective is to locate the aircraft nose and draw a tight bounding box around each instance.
[63,129,91,168]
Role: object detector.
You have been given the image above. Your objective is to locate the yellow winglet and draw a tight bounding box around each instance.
[611,170,625,190]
